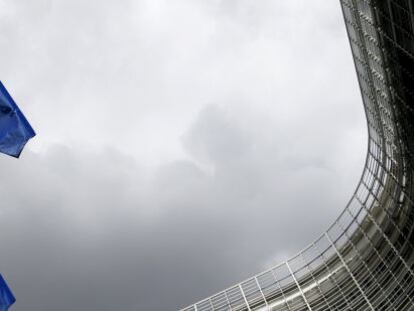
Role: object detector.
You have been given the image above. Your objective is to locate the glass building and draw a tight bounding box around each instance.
[180,1,414,310]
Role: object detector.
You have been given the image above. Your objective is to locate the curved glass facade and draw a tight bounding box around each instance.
[181,0,414,310]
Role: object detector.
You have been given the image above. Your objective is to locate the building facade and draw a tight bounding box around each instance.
[181,1,414,310]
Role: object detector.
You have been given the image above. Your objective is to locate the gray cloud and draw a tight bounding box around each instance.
[0,0,366,310]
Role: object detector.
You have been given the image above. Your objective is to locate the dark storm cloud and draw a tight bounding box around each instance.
[0,0,366,310]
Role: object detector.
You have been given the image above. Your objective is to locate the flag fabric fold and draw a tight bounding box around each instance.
[0,81,36,158]
[0,275,15,311]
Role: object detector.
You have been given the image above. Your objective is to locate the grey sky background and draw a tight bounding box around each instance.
[0,1,366,310]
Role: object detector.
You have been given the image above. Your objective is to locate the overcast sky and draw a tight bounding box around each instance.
[0,1,366,310]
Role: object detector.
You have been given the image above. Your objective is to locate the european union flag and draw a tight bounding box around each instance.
[0,275,15,311]
[0,81,35,158]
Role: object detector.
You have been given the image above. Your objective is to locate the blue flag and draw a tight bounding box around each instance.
[0,81,35,158]
[0,275,15,311]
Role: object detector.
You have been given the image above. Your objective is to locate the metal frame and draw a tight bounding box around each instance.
[180,1,414,310]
